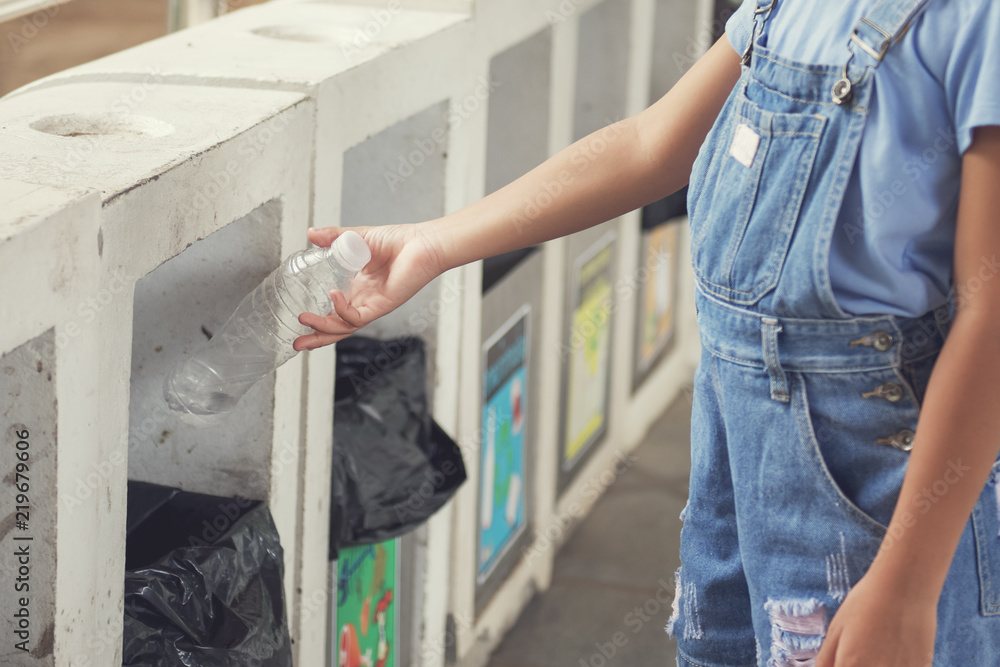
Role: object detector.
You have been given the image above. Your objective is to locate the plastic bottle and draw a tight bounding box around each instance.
[163,230,371,421]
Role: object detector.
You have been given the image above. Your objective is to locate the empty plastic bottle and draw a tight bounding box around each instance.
[163,230,371,420]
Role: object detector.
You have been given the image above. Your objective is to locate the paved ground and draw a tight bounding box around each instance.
[488,385,694,667]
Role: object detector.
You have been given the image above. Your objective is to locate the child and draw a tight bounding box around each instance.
[297,0,1000,664]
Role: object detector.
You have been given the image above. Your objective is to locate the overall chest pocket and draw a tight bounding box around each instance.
[688,88,827,306]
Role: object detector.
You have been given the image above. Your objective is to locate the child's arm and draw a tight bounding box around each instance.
[818,125,1000,666]
[423,35,742,270]
[295,36,741,349]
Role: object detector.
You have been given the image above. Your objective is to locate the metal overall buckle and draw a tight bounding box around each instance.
[832,18,891,105]
[742,0,776,66]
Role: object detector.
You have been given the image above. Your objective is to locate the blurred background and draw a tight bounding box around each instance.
[0,0,273,95]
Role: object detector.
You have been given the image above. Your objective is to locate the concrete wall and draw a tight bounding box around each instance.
[0,0,712,664]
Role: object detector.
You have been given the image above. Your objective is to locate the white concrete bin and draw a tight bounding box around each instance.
[2,9,481,660]
[446,24,565,667]
[0,80,316,665]
[0,182,102,667]
[553,0,632,493]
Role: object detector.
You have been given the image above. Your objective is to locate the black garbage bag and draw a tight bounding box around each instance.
[330,336,467,560]
[122,480,292,667]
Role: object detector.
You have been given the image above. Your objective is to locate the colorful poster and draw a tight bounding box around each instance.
[478,307,529,583]
[563,233,615,468]
[637,224,677,373]
[334,540,399,667]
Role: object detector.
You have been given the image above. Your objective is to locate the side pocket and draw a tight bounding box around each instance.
[793,368,920,534]
[972,460,1000,615]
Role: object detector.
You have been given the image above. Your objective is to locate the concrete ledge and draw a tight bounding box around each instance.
[4,1,470,95]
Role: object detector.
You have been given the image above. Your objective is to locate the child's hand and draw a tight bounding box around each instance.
[816,567,936,667]
[293,222,446,351]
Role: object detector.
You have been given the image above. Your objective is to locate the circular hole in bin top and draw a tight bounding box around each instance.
[250,25,333,43]
[30,113,175,138]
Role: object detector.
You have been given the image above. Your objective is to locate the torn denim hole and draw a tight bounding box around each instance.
[665,567,705,640]
[682,580,704,640]
[764,598,827,667]
[825,532,849,603]
[679,500,689,523]
[665,567,682,638]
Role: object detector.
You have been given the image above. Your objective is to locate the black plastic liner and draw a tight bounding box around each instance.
[330,336,467,560]
[122,480,292,667]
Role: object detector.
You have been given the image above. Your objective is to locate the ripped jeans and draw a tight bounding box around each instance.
[667,288,1000,666]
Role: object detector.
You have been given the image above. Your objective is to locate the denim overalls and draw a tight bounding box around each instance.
[667,0,1000,665]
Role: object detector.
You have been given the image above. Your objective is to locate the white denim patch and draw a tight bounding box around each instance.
[730,123,760,168]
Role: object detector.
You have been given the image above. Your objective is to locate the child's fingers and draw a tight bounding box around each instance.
[293,330,351,351]
[814,627,839,667]
[306,226,344,248]
[292,331,318,351]
[329,290,368,328]
[294,310,356,350]
[306,225,371,249]
[298,310,355,336]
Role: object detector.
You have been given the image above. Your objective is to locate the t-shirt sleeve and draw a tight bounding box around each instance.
[725,0,756,58]
[937,0,1000,154]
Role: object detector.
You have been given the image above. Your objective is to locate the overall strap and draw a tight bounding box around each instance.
[833,0,932,105]
[848,0,932,70]
[741,0,776,66]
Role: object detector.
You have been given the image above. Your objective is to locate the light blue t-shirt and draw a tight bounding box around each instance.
[726,0,1000,317]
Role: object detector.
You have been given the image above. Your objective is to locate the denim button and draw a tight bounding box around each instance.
[876,429,915,452]
[848,330,894,351]
[861,383,903,402]
[872,331,894,351]
[832,77,853,105]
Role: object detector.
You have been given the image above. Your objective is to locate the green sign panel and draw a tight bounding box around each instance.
[334,540,399,667]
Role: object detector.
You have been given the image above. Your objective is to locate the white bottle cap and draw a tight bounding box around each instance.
[331,230,372,273]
